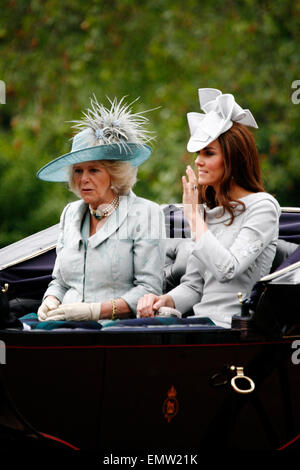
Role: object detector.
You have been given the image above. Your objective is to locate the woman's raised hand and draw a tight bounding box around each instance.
[182,165,206,240]
[137,293,175,318]
[182,165,199,227]
[182,165,198,203]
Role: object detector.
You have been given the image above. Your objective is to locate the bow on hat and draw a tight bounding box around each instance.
[187,88,258,153]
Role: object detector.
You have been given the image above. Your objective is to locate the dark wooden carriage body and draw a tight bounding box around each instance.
[0,206,300,454]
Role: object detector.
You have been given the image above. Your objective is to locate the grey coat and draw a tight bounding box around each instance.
[170,192,281,328]
[44,191,166,314]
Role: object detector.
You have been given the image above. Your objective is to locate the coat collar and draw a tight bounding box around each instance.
[89,191,136,248]
[70,200,88,249]
[205,192,280,225]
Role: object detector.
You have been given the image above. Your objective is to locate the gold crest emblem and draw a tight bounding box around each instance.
[162,385,179,423]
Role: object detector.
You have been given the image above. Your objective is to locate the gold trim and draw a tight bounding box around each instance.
[1,283,8,293]
[162,385,179,423]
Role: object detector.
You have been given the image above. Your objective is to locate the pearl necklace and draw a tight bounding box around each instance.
[89,194,120,220]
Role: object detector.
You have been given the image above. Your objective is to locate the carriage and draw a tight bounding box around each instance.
[0,204,300,455]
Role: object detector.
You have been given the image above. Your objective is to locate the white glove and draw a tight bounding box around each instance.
[37,296,61,321]
[156,306,182,318]
[44,302,101,322]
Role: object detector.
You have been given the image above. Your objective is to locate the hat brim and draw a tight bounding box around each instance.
[187,136,214,153]
[186,121,233,153]
[37,143,152,182]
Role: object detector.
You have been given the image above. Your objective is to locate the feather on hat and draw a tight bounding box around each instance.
[37,95,155,182]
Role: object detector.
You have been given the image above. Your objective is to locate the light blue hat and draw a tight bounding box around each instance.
[37,96,154,182]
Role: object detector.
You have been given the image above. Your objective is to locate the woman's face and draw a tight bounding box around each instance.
[73,160,114,209]
[195,139,225,191]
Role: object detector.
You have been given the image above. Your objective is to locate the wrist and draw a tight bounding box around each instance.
[192,212,207,239]
[165,295,175,308]
[98,299,119,320]
[99,301,112,320]
[99,298,131,320]
[110,298,117,321]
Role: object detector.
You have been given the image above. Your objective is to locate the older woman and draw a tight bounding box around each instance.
[137,88,281,328]
[37,96,165,323]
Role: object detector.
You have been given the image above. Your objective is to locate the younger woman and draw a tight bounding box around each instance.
[137,88,280,328]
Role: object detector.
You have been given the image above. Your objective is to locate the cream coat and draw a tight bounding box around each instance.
[170,192,281,328]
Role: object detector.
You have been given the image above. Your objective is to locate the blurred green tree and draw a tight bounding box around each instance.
[0,0,299,246]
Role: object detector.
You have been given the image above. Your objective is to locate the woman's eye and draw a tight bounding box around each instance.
[74,168,82,174]
[195,150,215,157]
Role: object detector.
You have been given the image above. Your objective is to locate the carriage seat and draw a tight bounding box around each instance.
[270,239,298,272]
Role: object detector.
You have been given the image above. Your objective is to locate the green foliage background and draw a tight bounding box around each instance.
[0,0,299,247]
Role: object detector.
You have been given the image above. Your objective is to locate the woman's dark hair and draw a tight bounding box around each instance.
[200,122,264,225]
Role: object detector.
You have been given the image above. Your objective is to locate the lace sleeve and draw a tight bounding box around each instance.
[193,199,280,283]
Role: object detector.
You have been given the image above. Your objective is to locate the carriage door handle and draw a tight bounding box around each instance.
[230,365,255,394]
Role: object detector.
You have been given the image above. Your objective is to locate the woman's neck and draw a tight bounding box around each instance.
[89,191,117,211]
[229,183,254,200]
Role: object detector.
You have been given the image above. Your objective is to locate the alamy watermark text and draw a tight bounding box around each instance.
[0,340,6,364]
[0,80,5,104]
[291,80,300,104]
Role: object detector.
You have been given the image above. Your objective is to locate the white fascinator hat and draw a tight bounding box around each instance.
[187,88,258,153]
